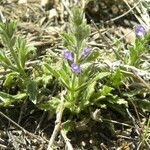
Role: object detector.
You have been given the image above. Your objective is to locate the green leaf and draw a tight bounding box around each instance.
[136,99,150,112]
[43,63,60,78]
[107,102,127,116]
[90,72,110,84]
[60,32,75,47]
[27,80,38,104]
[116,98,128,106]
[0,50,16,70]
[76,72,110,91]
[38,97,61,118]
[16,38,27,68]
[16,37,36,68]
[59,67,69,84]
[63,120,74,133]
[47,97,61,110]
[3,72,18,87]
[111,68,122,86]
[85,81,96,101]
[101,85,113,96]
[74,23,90,42]
[90,91,105,103]
[0,92,26,105]
[44,63,70,90]
[129,37,148,67]
[71,7,84,26]
[39,74,52,87]
[0,21,17,47]
[85,50,100,62]
[78,63,92,86]
[69,7,90,43]
[129,47,138,66]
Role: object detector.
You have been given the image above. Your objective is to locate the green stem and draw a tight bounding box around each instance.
[75,41,81,63]
[71,41,81,101]
[70,73,76,101]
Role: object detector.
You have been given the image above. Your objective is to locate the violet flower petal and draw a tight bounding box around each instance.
[64,50,73,61]
[135,25,146,36]
[71,63,81,73]
[81,47,92,56]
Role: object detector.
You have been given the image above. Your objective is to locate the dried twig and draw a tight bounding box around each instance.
[17,99,28,124]
[47,90,66,150]
[60,129,74,150]
[123,0,149,28]
[90,109,134,128]
[126,108,140,136]
[102,118,133,128]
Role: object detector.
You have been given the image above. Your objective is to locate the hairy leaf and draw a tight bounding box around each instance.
[27,80,38,104]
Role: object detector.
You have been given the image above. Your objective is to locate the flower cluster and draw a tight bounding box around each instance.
[63,47,92,73]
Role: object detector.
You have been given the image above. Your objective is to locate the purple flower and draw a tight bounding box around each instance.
[64,50,73,61]
[71,63,81,73]
[135,25,146,36]
[81,47,92,56]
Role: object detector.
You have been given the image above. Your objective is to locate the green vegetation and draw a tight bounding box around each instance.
[0,2,149,150]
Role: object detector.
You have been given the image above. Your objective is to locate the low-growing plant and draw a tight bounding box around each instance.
[127,25,150,67]
[42,5,150,130]
[0,21,37,105]
[0,4,149,150]
[43,7,110,115]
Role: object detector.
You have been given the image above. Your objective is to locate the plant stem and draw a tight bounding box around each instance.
[47,106,64,150]
[76,41,81,63]
[60,129,74,150]
[70,73,76,101]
